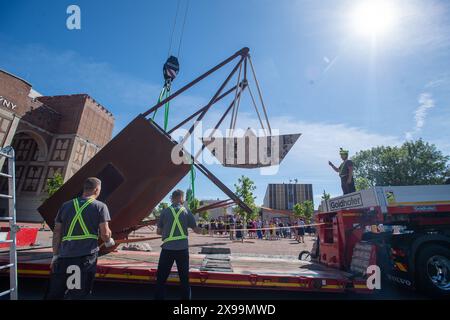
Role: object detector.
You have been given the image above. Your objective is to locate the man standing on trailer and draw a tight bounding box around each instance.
[328,148,356,195]
[46,177,115,299]
[155,189,202,300]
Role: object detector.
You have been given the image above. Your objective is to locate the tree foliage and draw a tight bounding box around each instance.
[151,202,169,218]
[355,176,372,191]
[199,210,210,221]
[234,175,257,221]
[321,190,331,201]
[352,139,449,186]
[45,172,64,199]
[188,198,200,213]
[293,200,314,221]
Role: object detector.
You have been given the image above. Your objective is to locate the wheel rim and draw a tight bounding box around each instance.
[299,251,311,261]
[426,255,450,291]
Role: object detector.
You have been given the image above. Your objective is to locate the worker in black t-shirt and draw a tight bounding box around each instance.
[329,148,356,195]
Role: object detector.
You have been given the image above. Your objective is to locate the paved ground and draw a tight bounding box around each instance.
[129,227,314,257]
[22,222,313,258]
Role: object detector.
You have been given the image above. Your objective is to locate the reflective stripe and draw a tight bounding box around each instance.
[62,235,99,241]
[163,206,187,243]
[62,198,98,242]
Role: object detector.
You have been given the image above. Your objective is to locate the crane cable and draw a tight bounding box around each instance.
[227,57,271,137]
[167,0,181,58]
[248,56,272,135]
[229,63,243,136]
[165,0,196,207]
[152,0,190,131]
[176,0,190,59]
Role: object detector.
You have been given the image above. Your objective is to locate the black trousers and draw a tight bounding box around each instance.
[44,252,98,300]
[341,178,356,194]
[155,249,191,300]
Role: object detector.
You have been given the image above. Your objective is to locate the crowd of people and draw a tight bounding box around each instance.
[197,216,314,243]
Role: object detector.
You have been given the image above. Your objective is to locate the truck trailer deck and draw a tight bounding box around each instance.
[0,247,370,294]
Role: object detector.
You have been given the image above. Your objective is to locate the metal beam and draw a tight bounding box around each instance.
[168,82,243,134]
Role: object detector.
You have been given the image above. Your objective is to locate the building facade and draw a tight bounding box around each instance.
[260,207,295,223]
[198,199,233,220]
[0,69,114,222]
[263,183,314,211]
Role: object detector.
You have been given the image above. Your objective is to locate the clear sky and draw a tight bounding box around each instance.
[1,0,449,207]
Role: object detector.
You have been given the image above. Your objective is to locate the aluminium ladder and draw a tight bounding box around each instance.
[0,146,18,300]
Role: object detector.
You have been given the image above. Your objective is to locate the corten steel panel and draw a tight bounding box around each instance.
[38,115,191,238]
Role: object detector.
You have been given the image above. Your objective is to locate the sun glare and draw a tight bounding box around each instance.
[351,0,397,37]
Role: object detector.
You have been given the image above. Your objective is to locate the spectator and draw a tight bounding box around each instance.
[264,220,270,240]
[279,221,285,238]
[269,220,276,240]
[235,220,244,242]
[286,222,292,239]
[229,215,236,240]
[210,219,216,236]
[218,220,224,235]
[256,219,263,239]
[297,219,305,243]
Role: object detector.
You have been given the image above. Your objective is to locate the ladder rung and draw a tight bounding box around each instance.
[0,288,14,297]
[0,152,13,159]
[0,263,13,270]
[0,172,12,179]
[0,217,12,221]
[0,194,13,199]
[0,240,12,244]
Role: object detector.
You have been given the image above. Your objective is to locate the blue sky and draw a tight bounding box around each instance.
[1,0,449,207]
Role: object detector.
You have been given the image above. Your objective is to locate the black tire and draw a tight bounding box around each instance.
[299,251,311,261]
[416,244,450,297]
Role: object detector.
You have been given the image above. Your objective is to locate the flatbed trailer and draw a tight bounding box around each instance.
[3,185,448,297]
[0,246,370,294]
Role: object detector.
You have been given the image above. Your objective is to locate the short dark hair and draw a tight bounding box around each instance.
[171,189,184,203]
[83,177,101,193]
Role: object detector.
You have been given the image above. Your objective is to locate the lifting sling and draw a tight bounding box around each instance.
[62,198,98,241]
[163,206,188,243]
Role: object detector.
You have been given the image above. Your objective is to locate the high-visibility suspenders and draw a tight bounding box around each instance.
[62,198,98,242]
[163,206,188,243]
[339,160,347,177]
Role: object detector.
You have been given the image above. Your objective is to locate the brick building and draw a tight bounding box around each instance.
[262,183,314,223]
[263,183,313,211]
[0,69,114,221]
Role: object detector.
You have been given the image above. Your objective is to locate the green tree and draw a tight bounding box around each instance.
[293,202,304,218]
[301,200,314,221]
[352,139,449,186]
[188,198,200,213]
[234,175,257,221]
[355,176,372,191]
[248,206,260,221]
[45,172,64,199]
[151,202,169,218]
[199,210,210,221]
[293,200,314,221]
[321,190,331,201]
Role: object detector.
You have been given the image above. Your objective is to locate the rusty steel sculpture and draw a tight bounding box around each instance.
[38,47,300,252]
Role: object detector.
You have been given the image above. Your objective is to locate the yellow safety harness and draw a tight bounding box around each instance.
[163,206,187,243]
[62,198,98,242]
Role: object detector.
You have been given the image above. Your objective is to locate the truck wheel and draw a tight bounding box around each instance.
[416,244,450,297]
[299,251,311,261]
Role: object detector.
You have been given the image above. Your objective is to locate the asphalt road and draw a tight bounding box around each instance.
[1,277,427,300]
